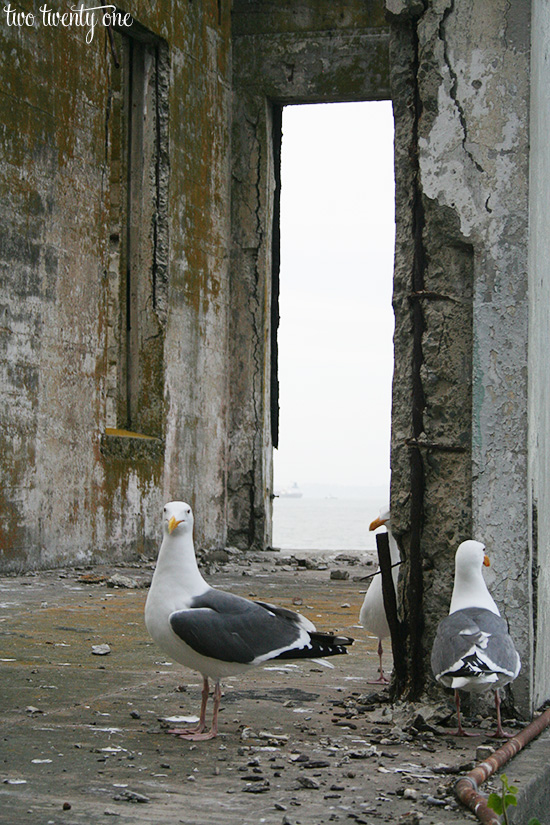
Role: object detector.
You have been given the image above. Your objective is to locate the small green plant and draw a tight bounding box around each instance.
[486,774,541,825]
[487,774,517,824]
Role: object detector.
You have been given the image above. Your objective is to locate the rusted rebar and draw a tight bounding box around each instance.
[377,532,407,696]
[454,707,550,824]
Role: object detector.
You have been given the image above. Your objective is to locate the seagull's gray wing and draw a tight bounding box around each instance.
[169,588,305,664]
[431,607,520,686]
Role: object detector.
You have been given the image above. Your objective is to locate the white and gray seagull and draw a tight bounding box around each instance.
[145,501,353,740]
[431,540,520,737]
[359,507,400,684]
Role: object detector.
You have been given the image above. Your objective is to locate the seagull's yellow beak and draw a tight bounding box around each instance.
[168,516,184,534]
[369,516,388,532]
[484,554,490,567]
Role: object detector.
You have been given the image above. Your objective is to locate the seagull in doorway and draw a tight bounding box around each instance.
[359,507,400,684]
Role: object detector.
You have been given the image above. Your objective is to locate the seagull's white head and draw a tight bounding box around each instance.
[163,501,194,537]
[369,506,390,532]
[455,539,490,573]
[450,539,498,615]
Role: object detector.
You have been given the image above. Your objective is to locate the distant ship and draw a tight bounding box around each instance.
[277,482,303,499]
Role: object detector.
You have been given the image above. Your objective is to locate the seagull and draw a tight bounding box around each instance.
[430,540,521,737]
[359,507,400,684]
[145,501,353,740]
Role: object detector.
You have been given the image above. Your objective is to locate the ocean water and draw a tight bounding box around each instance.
[272,496,387,552]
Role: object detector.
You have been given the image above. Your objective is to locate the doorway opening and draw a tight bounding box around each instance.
[272,101,395,552]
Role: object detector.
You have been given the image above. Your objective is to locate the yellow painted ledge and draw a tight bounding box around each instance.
[105,427,157,440]
[100,429,164,463]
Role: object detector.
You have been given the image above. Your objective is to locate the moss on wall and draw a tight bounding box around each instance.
[0,0,233,569]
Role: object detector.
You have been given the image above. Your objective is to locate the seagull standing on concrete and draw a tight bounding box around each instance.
[431,540,520,737]
[145,501,353,740]
[359,507,400,684]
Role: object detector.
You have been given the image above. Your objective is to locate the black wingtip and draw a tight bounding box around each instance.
[275,633,354,661]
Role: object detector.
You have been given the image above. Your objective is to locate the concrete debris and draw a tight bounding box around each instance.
[292,557,328,571]
[475,744,496,761]
[257,731,290,745]
[242,780,270,793]
[112,790,150,803]
[334,554,361,566]
[329,570,349,580]
[106,574,141,589]
[91,644,111,656]
[296,775,320,789]
[425,796,448,807]
[348,747,378,759]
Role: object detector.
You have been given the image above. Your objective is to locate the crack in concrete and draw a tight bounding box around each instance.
[404,18,428,702]
[438,0,484,175]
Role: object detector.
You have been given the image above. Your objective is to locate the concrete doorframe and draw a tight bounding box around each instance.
[227,4,391,550]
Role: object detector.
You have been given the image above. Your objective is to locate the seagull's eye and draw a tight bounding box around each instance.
[186,509,191,514]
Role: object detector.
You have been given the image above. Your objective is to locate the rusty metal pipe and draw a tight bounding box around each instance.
[454,707,550,823]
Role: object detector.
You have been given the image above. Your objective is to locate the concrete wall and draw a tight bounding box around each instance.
[528,0,550,711]
[0,1,233,569]
[387,0,535,713]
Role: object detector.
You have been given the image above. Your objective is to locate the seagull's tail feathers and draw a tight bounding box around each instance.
[276,631,354,661]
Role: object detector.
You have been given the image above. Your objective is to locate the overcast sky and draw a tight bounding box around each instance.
[273,100,396,492]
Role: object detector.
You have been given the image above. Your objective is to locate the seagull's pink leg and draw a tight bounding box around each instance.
[182,681,222,741]
[490,690,514,739]
[450,689,479,737]
[368,639,390,684]
[166,676,209,737]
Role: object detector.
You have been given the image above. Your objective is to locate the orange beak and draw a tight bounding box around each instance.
[483,554,490,567]
[168,516,184,534]
[369,516,388,532]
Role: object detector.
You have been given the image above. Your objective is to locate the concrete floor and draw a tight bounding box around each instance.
[1,550,549,825]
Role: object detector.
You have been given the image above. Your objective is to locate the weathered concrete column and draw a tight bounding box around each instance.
[227,92,276,549]
[388,0,533,715]
[389,8,474,701]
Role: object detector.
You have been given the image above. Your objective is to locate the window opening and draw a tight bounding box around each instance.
[105,23,169,438]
